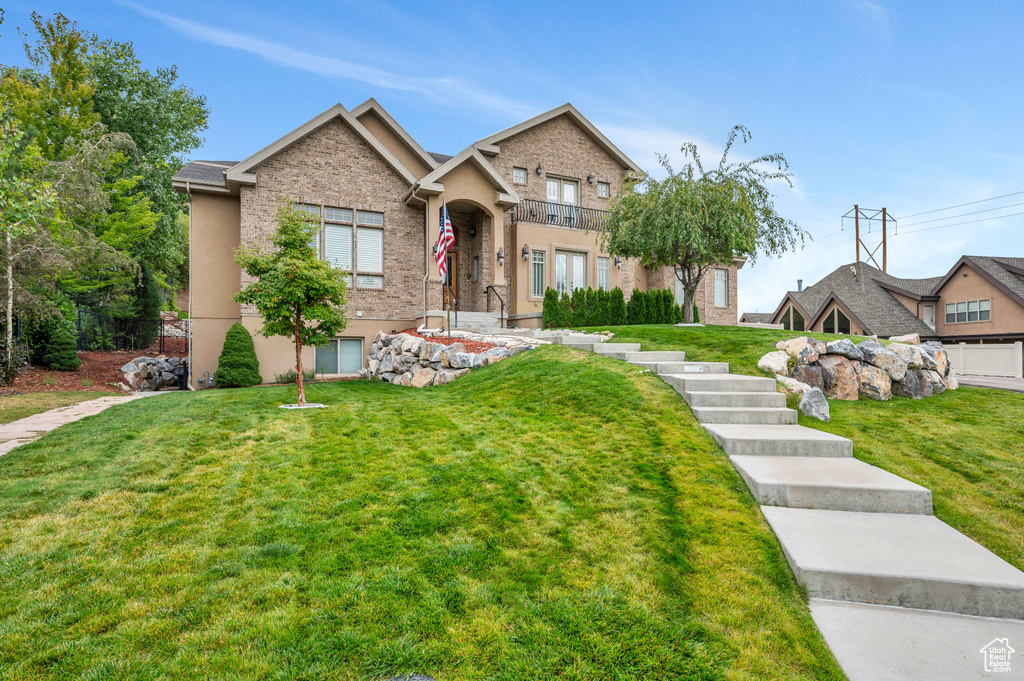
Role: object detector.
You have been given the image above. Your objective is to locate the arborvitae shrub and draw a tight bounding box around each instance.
[559,292,572,327]
[662,289,674,324]
[674,303,684,323]
[135,261,162,346]
[570,288,586,327]
[693,304,700,324]
[217,322,262,388]
[584,288,598,326]
[611,288,627,325]
[597,289,610,326]
[626,291,638,324]
[40,325,81,371]
[543,287,561,329]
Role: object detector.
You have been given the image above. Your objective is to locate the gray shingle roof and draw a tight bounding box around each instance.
[173,160,238,187]
[787,261,937,338]
[740,312,774,323]
[428,151,453,164]
[961,256,1024,304]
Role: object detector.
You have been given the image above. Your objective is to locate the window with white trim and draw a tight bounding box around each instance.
[356,226,384,288]
[531,250,545,298]
[546,177,579,225]
[597,257,609,290]
[323,207,352,286]
[513,167,528,185]
[946,299,990,323]
[356,210,384,226]
[597,182,610,199]
[714,268,728,307]
[315,338,362,375]
[296,203,321,255]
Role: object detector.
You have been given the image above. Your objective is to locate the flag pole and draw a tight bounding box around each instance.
[442,192,450,340]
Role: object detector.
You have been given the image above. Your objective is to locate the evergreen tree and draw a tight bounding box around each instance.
[134,261,161,346]
[570,287,586,327]
[693,304,700,323]
[216,322,262,388]
[597,289,610,326]
[610,287,627,325]
[662,289,674,324]
[584,288,598,326]
[40,324,80,370]
[559,291,572,328]
[542,287,561,329]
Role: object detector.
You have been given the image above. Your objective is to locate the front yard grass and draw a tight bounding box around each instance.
[0,391,120,425]
[0,345,841,681]
[594,324,1024,573]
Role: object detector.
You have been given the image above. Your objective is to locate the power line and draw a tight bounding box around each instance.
[897,189,1024,219]
[896,209,1024,236]
[898,201,1024,228]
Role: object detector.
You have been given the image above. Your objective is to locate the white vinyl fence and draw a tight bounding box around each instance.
[942,341,1023,379]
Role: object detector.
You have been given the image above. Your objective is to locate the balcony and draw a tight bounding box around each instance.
[510,198,608,231]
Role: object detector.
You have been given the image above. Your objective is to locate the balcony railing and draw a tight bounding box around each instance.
[510,198,608,231]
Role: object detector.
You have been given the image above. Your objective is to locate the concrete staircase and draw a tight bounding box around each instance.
[547,333,1024,680]
[428,310,504,332]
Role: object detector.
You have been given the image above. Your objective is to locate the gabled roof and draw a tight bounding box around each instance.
[931,255,1024,307]
[350,97,439,172]
[408,146,522,208]
[428,151,453,164]
[224,103,418,185]
[474,103,641,172]
[739,312,774,323]
[173,160,237,187]
[778,261,937,337]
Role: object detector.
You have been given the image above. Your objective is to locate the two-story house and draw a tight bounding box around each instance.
[173,100,744,385]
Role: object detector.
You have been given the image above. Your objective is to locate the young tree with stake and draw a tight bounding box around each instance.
[235,203,348,407]
[603,126,805,323]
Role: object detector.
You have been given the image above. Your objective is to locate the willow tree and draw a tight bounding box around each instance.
[235,203,347,407]
[603,126,805,323]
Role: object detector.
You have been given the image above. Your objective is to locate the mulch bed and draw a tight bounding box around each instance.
[396,328,498,354]
[1,347,186,397]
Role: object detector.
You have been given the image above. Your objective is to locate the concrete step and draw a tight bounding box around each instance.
[555,335,606,346]
[731,456,933,514]
[691,406,798,425]
[684,390,786,408]
[662,373,775,394]
[596,350,688,362]
[763,507,1024,619]
[704,424,853,457]
[631,361,730,375]
[591,343,643,354]
[810,599,1024,681]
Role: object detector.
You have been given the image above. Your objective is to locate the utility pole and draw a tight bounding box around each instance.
[882,207,887,272]
[842,206,895,272]
[855,204,860,263]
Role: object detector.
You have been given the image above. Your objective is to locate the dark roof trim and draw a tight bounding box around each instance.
[769,293,812,325]
[875,280,939,301]
[931,256,1024,309]
[806,292,874,336]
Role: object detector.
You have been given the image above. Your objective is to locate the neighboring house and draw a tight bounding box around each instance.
[763,256,1024,342]
[173,99,743,385]
[739,312,774,324]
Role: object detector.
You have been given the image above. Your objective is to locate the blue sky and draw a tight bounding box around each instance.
[3,0,1023,315]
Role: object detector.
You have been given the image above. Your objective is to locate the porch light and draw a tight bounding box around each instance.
[587,174,594,184]
[497,247,504,266]
[614,256,622,269]
[432,244,438,259]
[535,164,542,175]
[469,226,477,237]
[522,244,529,261]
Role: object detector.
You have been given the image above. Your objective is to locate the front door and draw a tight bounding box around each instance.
[443,254,458,309]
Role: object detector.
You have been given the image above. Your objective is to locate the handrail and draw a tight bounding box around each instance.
[485,285,505,329]
[510,198,608,232]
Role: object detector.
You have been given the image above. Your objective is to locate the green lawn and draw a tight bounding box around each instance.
[0,391,120,425]
[591,324,1024,573]
[0,345,841,681]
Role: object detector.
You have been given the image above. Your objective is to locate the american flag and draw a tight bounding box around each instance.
[435,198,456,281]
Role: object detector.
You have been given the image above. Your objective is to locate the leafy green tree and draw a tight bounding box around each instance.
[542,287,561,329]
[604,126,805,323]
[610,287,626,325]
[40,324,80,370]
[217,322,262,388]
[235,203,348,407]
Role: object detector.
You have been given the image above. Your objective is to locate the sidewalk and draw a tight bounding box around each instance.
[958,376,1024,393]
[0,392,168,456]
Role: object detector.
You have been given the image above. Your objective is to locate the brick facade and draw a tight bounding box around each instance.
[239,118,425,320]
[647,263,741,324]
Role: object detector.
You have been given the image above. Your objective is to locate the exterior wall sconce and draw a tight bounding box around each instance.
[587,174,594,184]
[522,244,530,261]
[432,244,438,259]
[614,256,622,269]
[469,226,477,237]
[535,164,542,176]
[497,247,504,266]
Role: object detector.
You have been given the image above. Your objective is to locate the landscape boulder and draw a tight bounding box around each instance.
[943,370,959,390]
[888,333,921,344]
[775,336,826,365]
[120,361,139,374]
[411,366,436,388]
[758,350,791,376]
[825,338,864,361]
[817,355,860,401]
[859,364,892,401]
[922,369,947,395]
[859,344,907,382]
[888,343,937,371]
[435,368,471,384]
[791,364,824,391]
[443,351,474,369]
[776,375,812,395]
[799,387,831,422]
[892,369,932,399]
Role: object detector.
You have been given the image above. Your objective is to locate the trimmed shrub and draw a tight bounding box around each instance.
[40,325,81,371]
[134,262,162,347]
[610,288,627,325]
[693,304,700,323]
[543,287,561,329]
[662,289,674,324]
[274,368,315,384]
[597,289,610,326]
[217,322,262,388]
[584,288,598,326]
[570,288,586,327]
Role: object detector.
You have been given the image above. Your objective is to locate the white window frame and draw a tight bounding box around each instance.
[546,176,580,226]
[714,268,728,308]
[513,167,528,185]
[946,299,991,324]
[531,250,546,299]
[355,226,384,289]
[597,257,609,291]
[323,206,353,286]
[597,181,610,199]
[296,203,322,256]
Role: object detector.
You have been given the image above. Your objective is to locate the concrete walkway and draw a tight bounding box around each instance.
[0,392,167,456]
[959,375,1024,393]
[541,331,1024,680]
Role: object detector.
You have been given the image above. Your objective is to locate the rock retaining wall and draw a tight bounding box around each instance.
[760,336,958,402]
[120,355,183,391]
[360,330,547,387]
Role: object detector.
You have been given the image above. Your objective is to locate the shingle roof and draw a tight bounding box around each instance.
[428,151,453,164]
[786,261,937,338]
[961,256,1024,304]
[740,312,774,323]
[172,160,238,187]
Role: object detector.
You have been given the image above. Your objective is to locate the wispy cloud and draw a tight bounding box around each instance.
[118,1,534,118]
[842,0,895,35]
